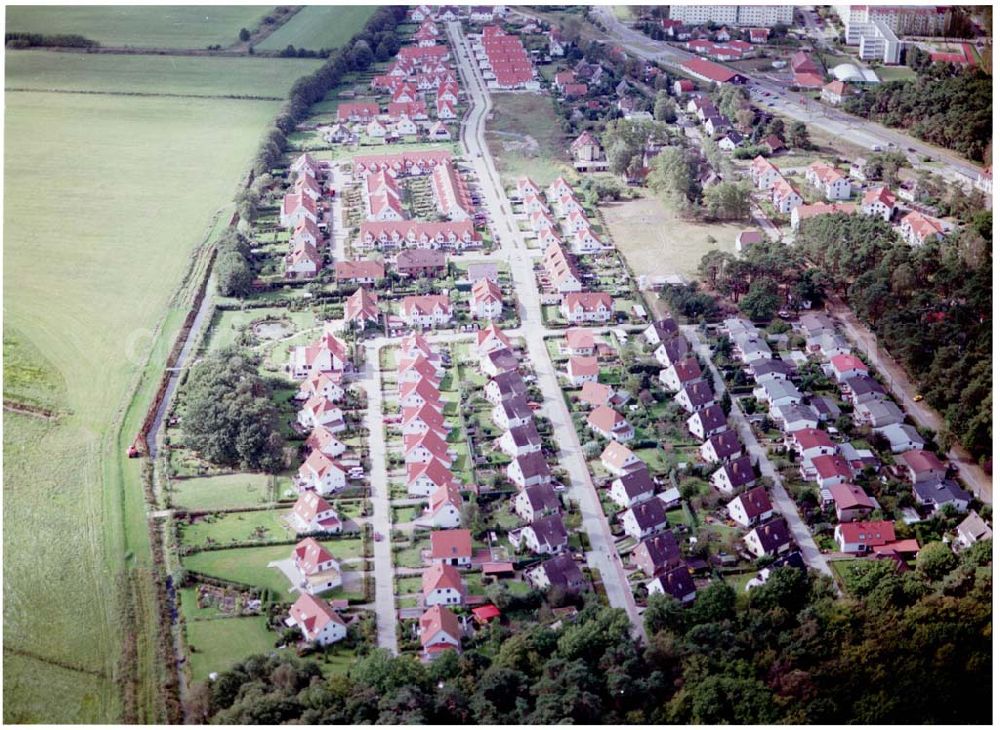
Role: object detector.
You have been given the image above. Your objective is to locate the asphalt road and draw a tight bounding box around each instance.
[588,7,982,186]
[447,22,646,641]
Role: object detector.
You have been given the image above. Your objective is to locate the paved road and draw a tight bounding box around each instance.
[588,7,982,187]
[447,22,646,641]
[683,325,837,586]
[825,296,992,504]
[360,342,399,654]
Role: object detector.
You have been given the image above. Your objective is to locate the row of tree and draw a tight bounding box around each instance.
[189,538,992,724]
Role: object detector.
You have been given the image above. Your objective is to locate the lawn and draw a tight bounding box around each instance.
[876,65,918,83]
[203,307,318,353]
[485,92,573,186]
[601,191,745,278]
[178,509,294,548]
[5,5,271,48]
[4,51,322,98]
[3,56,304,722]
[256,6,376,51]
[170,473,275,511]
[185,616,278,682]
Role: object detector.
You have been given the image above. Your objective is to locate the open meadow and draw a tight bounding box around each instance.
[256,5,376,51]
[5,51,321,97]
[601,191,745,278]
[3,52,307,723]
[5,5,270,48]
[485,92,573,186]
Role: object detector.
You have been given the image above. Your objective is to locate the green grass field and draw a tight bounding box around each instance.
[185,616,278,682]
[169,473,276,510]
[203,307,318,353]
[5,51,322,97]
[3,54,306,723]
[178,509,294,548]
[256,6,376,51]
[6,5,271,48]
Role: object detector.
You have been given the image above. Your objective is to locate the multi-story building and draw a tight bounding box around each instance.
[667,5,793,27]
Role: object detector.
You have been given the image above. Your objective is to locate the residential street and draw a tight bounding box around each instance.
[825,296,992,504]
[360,342,399,655]
[447,21,646,640]
[683,325,837,586]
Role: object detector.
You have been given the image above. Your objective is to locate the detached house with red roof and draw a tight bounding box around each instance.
[407,458,458,498]
[469,277,503,319]
[297,449,347,495]
[422,562,465,607]
[288,593,347,646]
[900,210,947,246]
[560,292,613,324]
[827,483,876,522]
[421,483,464,529]
[285,241,324,280]
[660,355,702,393]
[835,520,896,554]
[566,355,599,387]
[601,441,644,477]
[297,396,345,432]
[861,186,896,221]
[289,492,343,535]
[291,537,343,594]
[419,605,462,656]
[281,192,318,228]
[344,287,380,330]
[805,161,852,201]
[587,405,635,443]
[430,529,473,567]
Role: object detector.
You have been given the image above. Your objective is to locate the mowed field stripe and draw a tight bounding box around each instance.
[5,86,284,101]
[3,646,110,680]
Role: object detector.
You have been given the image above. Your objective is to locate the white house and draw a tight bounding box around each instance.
[288,593,347,645]
[297,450,347,495]
[727,486,774,528]
[609,468,656,510]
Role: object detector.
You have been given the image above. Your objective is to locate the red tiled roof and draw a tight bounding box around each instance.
[430,529,472,559]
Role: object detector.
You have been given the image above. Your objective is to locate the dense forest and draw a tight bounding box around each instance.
[842,68,992,163]
[188,540,991,724]
[796,213,992,459]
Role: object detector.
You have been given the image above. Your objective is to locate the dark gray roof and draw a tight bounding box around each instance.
[749,516,791,553]
[707,429,742,459]
[500,396,533,422]
[654,565,696,602]
[657,335,691,364]
[529,514,568,548]
[646,318,679,342]
[514,451,551,480]
[681,380,715,408]
[749,358,795,379]
[693,404,727,432]
[633,532,681,572]
[627,498,668,531]
[508,421,541,447]
[486,347,519,372]
[490,370,527,400]
[844,375,886,398]
[615,468,656,499]
[539,554,586,590]
[522,483,559,512]
[720,455,756,488]
[914,479,972,507]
